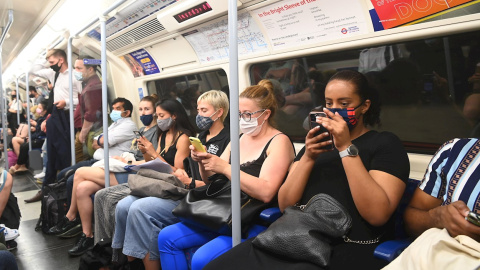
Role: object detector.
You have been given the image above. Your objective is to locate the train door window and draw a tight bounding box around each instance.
[146,69,229,131]
[250,30,480,154]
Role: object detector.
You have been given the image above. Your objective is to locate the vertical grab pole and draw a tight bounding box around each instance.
[0,48,8,170]
[100,16,110,187]
[67,37,76,165]
[228,0,241,246]
[0,10,13,169]
[26,71,32,151]
[15,77,20,125]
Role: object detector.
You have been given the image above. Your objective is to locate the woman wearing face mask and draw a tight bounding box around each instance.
[157,83,296,270]
[204,70,410,270]
[111,99,196,270]
[10,100,48,174]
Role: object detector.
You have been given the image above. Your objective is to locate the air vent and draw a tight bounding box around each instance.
[106,19,165,52]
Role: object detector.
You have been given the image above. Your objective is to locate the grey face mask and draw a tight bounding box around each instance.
[157,117,173,131]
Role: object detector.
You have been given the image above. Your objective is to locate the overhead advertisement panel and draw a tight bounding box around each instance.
[252,0,369,50]
[120,48,160,78]
[182,12,268,63]
[370,0,473,30]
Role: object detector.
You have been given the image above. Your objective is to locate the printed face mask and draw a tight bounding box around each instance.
[157,117,174,132]
[196,110,219,131]
[140,114,154,126]
[73,70,83,81]
[239,110,266,136]
[327,103,363,130]
[109,110,123,122]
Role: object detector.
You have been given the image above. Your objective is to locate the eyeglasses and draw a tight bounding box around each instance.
[239,109,266,122]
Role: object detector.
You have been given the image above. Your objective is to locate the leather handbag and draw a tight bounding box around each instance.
[252,193,352,267]
[172,176,269,236]
[128,168,194,200]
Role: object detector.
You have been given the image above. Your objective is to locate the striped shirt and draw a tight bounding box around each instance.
[420,138,480,213]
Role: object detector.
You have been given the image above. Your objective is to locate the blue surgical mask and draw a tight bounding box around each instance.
[140,114,154,126]
[196,110,218,131]
[327,103,363,130]
[73,70,83,81]
[109,110,123,122]
[157,117,173,131]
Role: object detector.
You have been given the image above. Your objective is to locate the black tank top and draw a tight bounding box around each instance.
[232,133,283,178]
[159,131,184,166]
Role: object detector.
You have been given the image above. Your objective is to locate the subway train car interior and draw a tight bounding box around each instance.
[1,0,480,269]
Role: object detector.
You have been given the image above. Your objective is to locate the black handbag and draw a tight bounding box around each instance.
[252,193,352,267]
[172,176,269,236]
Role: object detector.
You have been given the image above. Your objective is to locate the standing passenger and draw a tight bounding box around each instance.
[25,49,82,203]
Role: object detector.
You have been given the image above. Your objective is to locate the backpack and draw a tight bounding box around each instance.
[79,238,132,270]
[35,169,73,234]
[0,193,21,229]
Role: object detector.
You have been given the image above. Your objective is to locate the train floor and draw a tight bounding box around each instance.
[3,158,81,270]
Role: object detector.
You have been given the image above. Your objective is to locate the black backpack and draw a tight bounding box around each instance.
[0,193,21,229]
[79,238,134,270]
[35,170,73,234]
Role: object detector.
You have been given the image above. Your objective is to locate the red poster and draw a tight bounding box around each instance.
[371,0,473,29]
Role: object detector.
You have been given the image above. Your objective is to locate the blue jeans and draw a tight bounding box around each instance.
[111,195,180,260]
[0,250,18,270]
[158,222,267,270]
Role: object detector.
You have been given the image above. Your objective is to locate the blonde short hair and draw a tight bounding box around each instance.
[197,90,229,122]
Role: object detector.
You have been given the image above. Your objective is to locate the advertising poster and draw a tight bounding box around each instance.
[252,0,369,50]
[120,49,160,78]
[370,0,473,30]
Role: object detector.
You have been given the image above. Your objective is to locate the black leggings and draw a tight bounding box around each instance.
[17,139,44,165]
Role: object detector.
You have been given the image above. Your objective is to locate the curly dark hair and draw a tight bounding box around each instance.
[328,70,381,127]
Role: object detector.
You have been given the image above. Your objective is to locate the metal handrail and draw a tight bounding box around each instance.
[0,10,14,169]
[228,0,241,247]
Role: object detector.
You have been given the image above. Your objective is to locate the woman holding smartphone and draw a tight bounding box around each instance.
[111,92,231,270]
[157,81,296,270]
[204,70,410,270]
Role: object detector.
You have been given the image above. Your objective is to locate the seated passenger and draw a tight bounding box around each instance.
[384,138,480,269]
[157,83,295,270]
[92,95,160,242]
[46,98,137,240]
[9,100,48,174]
[204,70,410,270]
[110,99,197,269]
[94,90,230,245]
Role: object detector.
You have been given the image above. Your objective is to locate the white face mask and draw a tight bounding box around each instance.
[239,110,266,136]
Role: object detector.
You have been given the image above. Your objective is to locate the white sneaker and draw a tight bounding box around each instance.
[1,224,19,241]
[34,171,45,179]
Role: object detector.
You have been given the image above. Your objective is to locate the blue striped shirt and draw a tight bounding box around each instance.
[420,138,480,213]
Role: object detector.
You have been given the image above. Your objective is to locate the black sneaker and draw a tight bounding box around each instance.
[57,223,82,239]
[6,240,17,251]
[68,233,94,256]
[47,216,81,237]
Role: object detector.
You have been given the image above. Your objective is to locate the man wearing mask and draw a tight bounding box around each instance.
[29,86,44,105]
[73,56,102,162]
[25,49,81,203]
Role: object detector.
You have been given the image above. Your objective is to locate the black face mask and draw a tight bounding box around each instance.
[29,94,35,98]
[11,95,16,99]
[50,61,61,72]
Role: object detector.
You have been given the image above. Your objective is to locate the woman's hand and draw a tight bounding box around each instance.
[304,127,332,161]
[319,107,352,151]
[173,169,191,185]
[200,154,228,175]
[189,145,208,162]
[112,156,127,163]
[138,136,155,155]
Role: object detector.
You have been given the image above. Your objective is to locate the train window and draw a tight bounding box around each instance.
[250,30,480,154]
[146,69,229,132]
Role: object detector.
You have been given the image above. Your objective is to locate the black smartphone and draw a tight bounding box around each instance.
[309,110,333,150]
[133,130,144,139]
[466,211,480,227]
